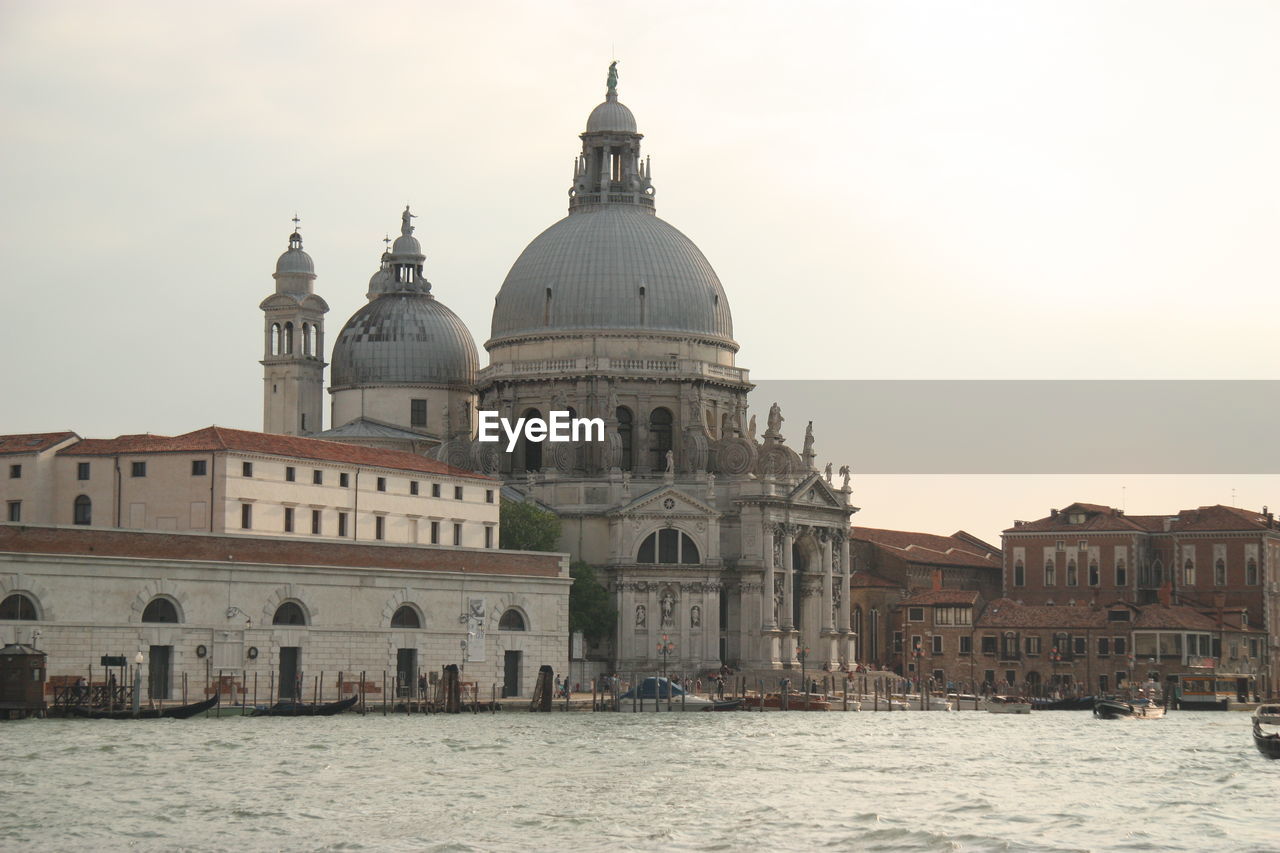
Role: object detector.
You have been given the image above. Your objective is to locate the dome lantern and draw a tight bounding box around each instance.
[570,62,654,215]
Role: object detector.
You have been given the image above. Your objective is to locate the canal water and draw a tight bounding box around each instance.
[3,711,1276,851]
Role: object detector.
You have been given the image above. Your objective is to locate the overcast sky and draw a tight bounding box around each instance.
[3,1,1278,544]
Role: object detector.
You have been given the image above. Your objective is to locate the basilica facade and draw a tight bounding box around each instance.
[263,67,857,673]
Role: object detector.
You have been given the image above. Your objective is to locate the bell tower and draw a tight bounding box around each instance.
[260,220,329,435]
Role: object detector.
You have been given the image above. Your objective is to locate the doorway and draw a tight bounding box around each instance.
[148,645,172,700]
[397,648,417,698]
[279,646,301,700]
[503,650,522,698]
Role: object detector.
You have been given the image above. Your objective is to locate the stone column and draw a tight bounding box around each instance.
[762,522,777,630]
[839,533,852,632]
[781,526,795,630]
[821,531,834,633]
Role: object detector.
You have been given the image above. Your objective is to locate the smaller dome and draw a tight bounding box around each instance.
[586,95,637,133]
[391,233,423,257]
[275,233,315,275]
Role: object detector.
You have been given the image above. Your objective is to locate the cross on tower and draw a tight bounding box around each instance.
[292,213,301,231]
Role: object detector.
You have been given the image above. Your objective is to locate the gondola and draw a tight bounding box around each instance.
[1252,721,1280,759]
[66,693,220,720]
[1030,695,1095,711]
[250,694,359,717]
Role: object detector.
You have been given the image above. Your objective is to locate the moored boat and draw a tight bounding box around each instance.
[984,696,1031,714]
[1093,698,1134,719]
[1251,721,1280,759]
[66,693,220,720]
[250,694,359,717]
[1253,703,1280,726]
[749,691,831,711]
[1031,695,1095,711]
[614,677,740,712]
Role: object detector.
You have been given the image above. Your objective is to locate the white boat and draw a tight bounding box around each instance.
[983,696,1031,714]
[896,694,953,711]
[1254,703,1280,726]
[857,695,910,711]
[614,677,741,712]
[1129,697,1166,719]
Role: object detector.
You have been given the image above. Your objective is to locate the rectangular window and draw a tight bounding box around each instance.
[340,472,350,488]
[6,501,19,522]
[984,670,995,685]
[240,504,252,529]
[1005,670,1017,685]
[486,489,495,504]
[910,635,922,655]
[959,635,972,655]
[8,464,20,479]
[907,607,924,622]
[337,512,348,537]
[1099,674,1109,694]
[284,507,294,533]
[191,460,206,476]
[312,470,323,485]
[1024,636,1041,656]
[454,485,463,500]
[131,461,147,477]
[77,462,91,480]
[242,461,253,477]
[311,509,321,535]
[430,521,440,544]
[1072,636,1086,656]
[410,481,419,496]
[410,398,428,427]
[892,631,903,654]
[485,526,493,549]
[981,635,997,655]
[377,477,387,492]
[935,607,953,626]
[1014,563,1025,587]
[375,516,385,540]
[453,523,462,546]
[431,483,441,498]
[285,466,296,482]
[1098,637,1110,656]
[1116,562,1128,587]
[1251,638,1260,658]
[931,635,943,654]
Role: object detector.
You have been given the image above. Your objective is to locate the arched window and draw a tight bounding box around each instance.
[273,601,307,625]
[309,325,318,358]
[141,597,180,623]
[649,407,672,470]
[1116,558,1128,587]
[271,323,281,356]
[1151,559,1163,586]
[616,406,633,471]
[391,605,421,628]
[1043,560,1055,586]
[1088,560,1100,587]
[518,408,543,472]
[1066,559,1078,586]
[283,322,294,355]
[499,609,526,631]
[636,529,700,564]
[1214,558,1226,586]
[301,323,311,356]
[1013,559,1025,587]
[73,495,92,526]
[0,593,38,621]
[1247,557,1259,585]
[1183,559,1195,586]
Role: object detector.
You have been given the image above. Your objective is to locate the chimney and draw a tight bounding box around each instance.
[1050,508,1058,518]
[932,569,943,591]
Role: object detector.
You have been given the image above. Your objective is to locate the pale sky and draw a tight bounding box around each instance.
[2,1,1278,544]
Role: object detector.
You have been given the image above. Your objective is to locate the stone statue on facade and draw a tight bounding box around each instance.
[664,449,674,474]
[832,583,841,628]
[773,576,784,624]
[824,462,833,483]
[690,605,701,628]
[766,402,784,438]
[607,61,618,93]
[706,471,715,497]
[635,603,646,629]
[454,399,470,435]
[660,591,674,628]
[839,465,851,491]
[748,414,757,441]
[621,469,631,489]
[803,421,815,456]
[608,386,619,418]
[401,205,415,235]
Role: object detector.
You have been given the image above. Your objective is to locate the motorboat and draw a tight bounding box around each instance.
[857,694,911,711]
[615,677,741,712]
[984,696,1031,714]
[1093,696,1165,720]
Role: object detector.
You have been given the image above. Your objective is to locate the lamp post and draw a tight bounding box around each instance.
[132,651,144,716]
[797,644,810,695]
[656,634,675,682]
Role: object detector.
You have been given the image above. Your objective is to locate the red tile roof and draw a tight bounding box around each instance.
[1004,502,1152,534]
[0,432,78,456]
[1169,505,1275,532]
[852,527,1000,570]
[1131,604,1219,631]
[1005,502,1277,535]
[58,426,493,481]
[899,589,979,606]
[849,571,902,589]
[978,598,1107,629]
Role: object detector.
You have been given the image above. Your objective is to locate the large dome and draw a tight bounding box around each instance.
[489,206,733,343]
[331,293,478,388]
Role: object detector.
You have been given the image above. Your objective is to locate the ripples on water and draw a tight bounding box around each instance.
[2,711,1277,852]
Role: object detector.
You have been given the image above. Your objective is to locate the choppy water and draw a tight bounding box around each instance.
[2,710,1277,852]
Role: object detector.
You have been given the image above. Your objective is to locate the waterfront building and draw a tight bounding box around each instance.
[0,524,567,702]
[1003,501,1278,693]
[848,528,1001,668]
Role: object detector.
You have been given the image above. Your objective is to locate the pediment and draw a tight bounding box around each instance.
[612,485,719,518]
[786,472,843,508]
